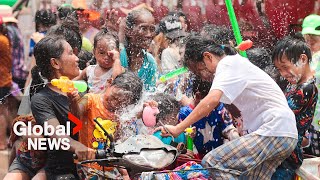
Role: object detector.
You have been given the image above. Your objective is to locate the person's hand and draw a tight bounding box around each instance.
[108,49,120,61]
[104,9,122,32]
[143,100,158,108]
[67,90,80,103]
[155,125,181,138]
[74,142,95,161]
[186,126,196,138]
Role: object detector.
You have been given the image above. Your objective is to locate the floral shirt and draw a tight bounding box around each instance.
[282,78,318,169]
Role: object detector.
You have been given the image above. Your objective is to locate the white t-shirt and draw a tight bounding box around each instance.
[210,54,298,139]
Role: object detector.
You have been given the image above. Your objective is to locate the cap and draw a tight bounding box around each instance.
[0,5,18,23]
[159,15,186,40]
[302,14,320,35]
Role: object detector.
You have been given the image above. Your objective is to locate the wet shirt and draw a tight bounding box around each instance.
[0,35,12,87]
[120,48,157,91]
[7,25,27,80]
[86,65,113,94]
[283,78,318,169]
[31,86,78,176]
[78,93,116,150]
[178,103,233,157]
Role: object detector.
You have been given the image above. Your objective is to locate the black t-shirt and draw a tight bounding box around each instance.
[31,86,78,177]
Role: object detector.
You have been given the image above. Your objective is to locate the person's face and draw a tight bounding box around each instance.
[274,55,307,84]
[179,16,187,31]
[188,61,214,82]
[304,34,320,54]
[94,37,117,69]
[103,85,132,112]
[54,41,80,79]
[129,14,156,49]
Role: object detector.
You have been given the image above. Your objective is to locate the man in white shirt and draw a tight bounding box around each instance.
[161,36,298,179]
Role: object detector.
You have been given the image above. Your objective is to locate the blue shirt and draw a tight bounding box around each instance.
[178,103,232,156]
[120,48,157,91]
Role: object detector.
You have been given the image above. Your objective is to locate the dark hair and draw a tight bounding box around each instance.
[47,17,82,52]
[150,93,180,125]
[35,9,57,32]
[184,35,237,66]
[201,24,235,45]
[168,11,188,23]
[247,48,272,70]
[57,5,77,21]
[30,36,66,95]
[78,50,93,70]
[192,76,212,97]
[111,71,143,104]
[272,36,312,64]
[93,28,119,49]
[126,8,153,29]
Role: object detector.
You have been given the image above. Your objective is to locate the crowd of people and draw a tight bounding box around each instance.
[1,2,320,180]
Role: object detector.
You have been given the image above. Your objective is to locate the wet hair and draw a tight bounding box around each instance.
[111,71,143,104]
[184,35,237,66]
[57,5,78,21]
[30,35,66,95]
[247,48,272,70]
[47,17,82,53]
[78,50,93,70]
[168,11,188,25]
[224,104,241,119]
[201,24,235,45]
[150,93,180,125]
[35,9,57,32]
[93,27,119,49]
[126,8,153,29]
[192,76,212,97]
[272,36,312,64]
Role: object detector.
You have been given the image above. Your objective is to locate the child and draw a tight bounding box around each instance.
[159,36,298,179]
[271,36,318,179]
[302,14,320,156]
[75,28,124,93]
[178,76,238,159]
[68,71,143,179]
[5,115,46,180]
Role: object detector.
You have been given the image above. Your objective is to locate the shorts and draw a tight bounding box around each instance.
[8,157,36,178]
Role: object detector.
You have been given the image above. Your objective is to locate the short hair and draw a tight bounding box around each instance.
[272,36,312,64]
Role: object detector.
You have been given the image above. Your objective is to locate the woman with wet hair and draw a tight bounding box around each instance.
[120,8,158,91]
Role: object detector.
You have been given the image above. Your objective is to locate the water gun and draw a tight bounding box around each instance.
[185,127,194,151]
[159,67,188,83]
[236,40,253,51]
[51,76,87,93]
[142,106,160,127]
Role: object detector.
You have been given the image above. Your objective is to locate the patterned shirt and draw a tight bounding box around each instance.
[178,103,233,158]
[7,25,27,80]
[120,48,157,91]
[282,78,318,169]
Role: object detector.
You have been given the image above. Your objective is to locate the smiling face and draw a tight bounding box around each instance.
[54,41,80,79]
[94,37,117,69]
[186,52,220,82]
[127,13,156,50]
[274,55,305,84]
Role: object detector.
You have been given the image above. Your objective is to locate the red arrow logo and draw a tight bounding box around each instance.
[68,112,82,135]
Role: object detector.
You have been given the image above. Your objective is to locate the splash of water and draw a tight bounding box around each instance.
[0,82,48,104]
